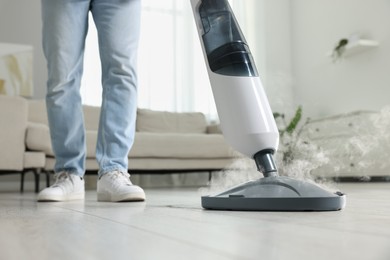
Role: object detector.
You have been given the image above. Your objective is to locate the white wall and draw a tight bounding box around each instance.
[239,0,295,116]
[0,0,46,99]
[291,0,390,118]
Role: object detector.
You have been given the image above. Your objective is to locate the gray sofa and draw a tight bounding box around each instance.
[1,95,237,191]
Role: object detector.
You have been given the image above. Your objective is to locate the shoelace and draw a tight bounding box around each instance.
[52,172,72,188]
[109,171,133,187]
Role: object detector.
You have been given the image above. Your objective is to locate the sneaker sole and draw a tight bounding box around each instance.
[97,192,145,202]
[37,192,85,202]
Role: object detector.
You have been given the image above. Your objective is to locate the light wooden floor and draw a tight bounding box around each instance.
[0,182,389,260]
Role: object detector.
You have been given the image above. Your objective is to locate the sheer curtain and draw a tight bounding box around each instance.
[81,0,246,122]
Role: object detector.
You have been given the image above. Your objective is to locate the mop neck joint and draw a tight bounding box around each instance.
[253,150,278,177]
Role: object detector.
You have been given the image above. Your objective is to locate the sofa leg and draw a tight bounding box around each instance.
[20,171,26,193]
[34,169,40,193]
[44,170,51,188]
[19,169,44,193]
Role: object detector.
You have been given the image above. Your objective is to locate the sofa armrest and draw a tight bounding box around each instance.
[0,95,28,170]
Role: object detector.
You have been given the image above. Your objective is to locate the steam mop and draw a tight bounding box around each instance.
[190,0,346,211]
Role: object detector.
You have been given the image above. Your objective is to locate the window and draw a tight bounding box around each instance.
[81,0,245,122]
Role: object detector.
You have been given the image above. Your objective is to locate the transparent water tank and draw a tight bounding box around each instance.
[199,0,258,77]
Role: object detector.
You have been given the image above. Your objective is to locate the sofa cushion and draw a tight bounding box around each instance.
[26,122,53,156]
[83,105,100,131]
[25,105,234,162]
[24,151,46,168]
[84,132,234,159]
[129,132,235,158]
[28,99,48,125]
[206,124,222,134]
[26,122,99,158]
[136,108,207,134]
[28,99,101,131]
[86,130,98,158]
[85,132,234,159]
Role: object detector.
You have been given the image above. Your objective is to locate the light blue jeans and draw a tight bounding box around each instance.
[41,0,141,177]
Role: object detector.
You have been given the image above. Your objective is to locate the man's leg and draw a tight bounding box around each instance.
[38,0,90,201]
[42,0,90,177]
[91,0,141,176]
[91,0,145,202]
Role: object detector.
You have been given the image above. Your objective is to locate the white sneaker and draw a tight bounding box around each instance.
[37,172,85,202]
[97,170,145,202]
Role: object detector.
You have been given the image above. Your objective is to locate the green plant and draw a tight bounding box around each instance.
[274,106,331,179]
[273,106,310,164]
